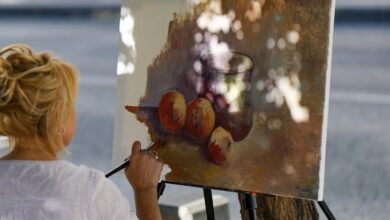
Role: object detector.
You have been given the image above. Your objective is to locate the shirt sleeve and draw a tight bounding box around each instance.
[86,169,138,220]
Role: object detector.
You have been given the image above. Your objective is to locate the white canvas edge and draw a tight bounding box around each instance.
[112,0,125,171]
[112,74,125,168]
[318,0,336,201]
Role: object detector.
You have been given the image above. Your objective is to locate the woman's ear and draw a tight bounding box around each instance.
[62,107,77,147]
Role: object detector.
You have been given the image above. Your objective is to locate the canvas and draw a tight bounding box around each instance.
[113,0,335,200]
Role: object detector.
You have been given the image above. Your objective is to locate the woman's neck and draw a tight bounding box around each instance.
[1,148,57,161]
[1,139,57,161]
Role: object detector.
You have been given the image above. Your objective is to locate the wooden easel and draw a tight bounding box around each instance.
[155,181,336,220]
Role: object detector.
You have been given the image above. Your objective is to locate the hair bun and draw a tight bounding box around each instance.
[0,44,51,107]
[0,56,16,106]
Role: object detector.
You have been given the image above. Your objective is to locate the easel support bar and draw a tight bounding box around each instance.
[318,200,336,220]
[243,193,257,220]
[203,188,215,220]
[157,182,166,199]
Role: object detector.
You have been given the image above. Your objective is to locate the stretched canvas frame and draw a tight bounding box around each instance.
[113,0,335,201]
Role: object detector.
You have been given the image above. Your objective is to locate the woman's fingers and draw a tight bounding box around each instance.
[143,151,163,185]
[125,140,165,191]
[154,160,164,183]
[131,141,141,155]
[127,143,163,220]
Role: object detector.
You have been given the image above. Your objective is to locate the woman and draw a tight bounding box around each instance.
[0,44,163,220]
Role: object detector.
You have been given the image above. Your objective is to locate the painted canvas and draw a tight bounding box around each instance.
[113,0,335,200]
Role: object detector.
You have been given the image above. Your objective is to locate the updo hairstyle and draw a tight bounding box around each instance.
[0,44,78,154]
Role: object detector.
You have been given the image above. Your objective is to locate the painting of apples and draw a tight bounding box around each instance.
[115,0,334,200]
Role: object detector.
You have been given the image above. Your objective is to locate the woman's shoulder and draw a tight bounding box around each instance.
[0,159,127,204]
[48,160,117,194]
[0,160,134,219]
[53,161,126,203]
[63,161,133,219]
[0,159,112,196]
[57,160,106,182]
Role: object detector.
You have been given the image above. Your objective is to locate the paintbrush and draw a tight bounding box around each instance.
[105,140,162,178]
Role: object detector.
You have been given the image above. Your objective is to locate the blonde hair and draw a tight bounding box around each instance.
[0,44,78,155]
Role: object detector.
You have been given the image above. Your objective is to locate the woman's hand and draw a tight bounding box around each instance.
[125,141,163,220]
[125,141,164,193]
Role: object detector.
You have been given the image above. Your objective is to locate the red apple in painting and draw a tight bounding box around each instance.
[185,98,215,141]
[209,127,234,165]
[159,90,186,133]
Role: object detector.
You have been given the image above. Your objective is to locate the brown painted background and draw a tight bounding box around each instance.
[128,0,332,200]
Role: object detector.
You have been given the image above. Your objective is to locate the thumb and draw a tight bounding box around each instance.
[131,141,141,156]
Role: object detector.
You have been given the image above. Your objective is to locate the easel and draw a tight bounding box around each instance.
[105,153,335,219]
[156,181,336,220]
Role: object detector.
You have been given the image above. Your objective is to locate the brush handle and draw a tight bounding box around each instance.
[105,159,130,178]
[105,149,151,178]
[105,142,157,178]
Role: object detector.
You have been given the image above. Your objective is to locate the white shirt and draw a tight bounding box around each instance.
[0,160,137,220]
